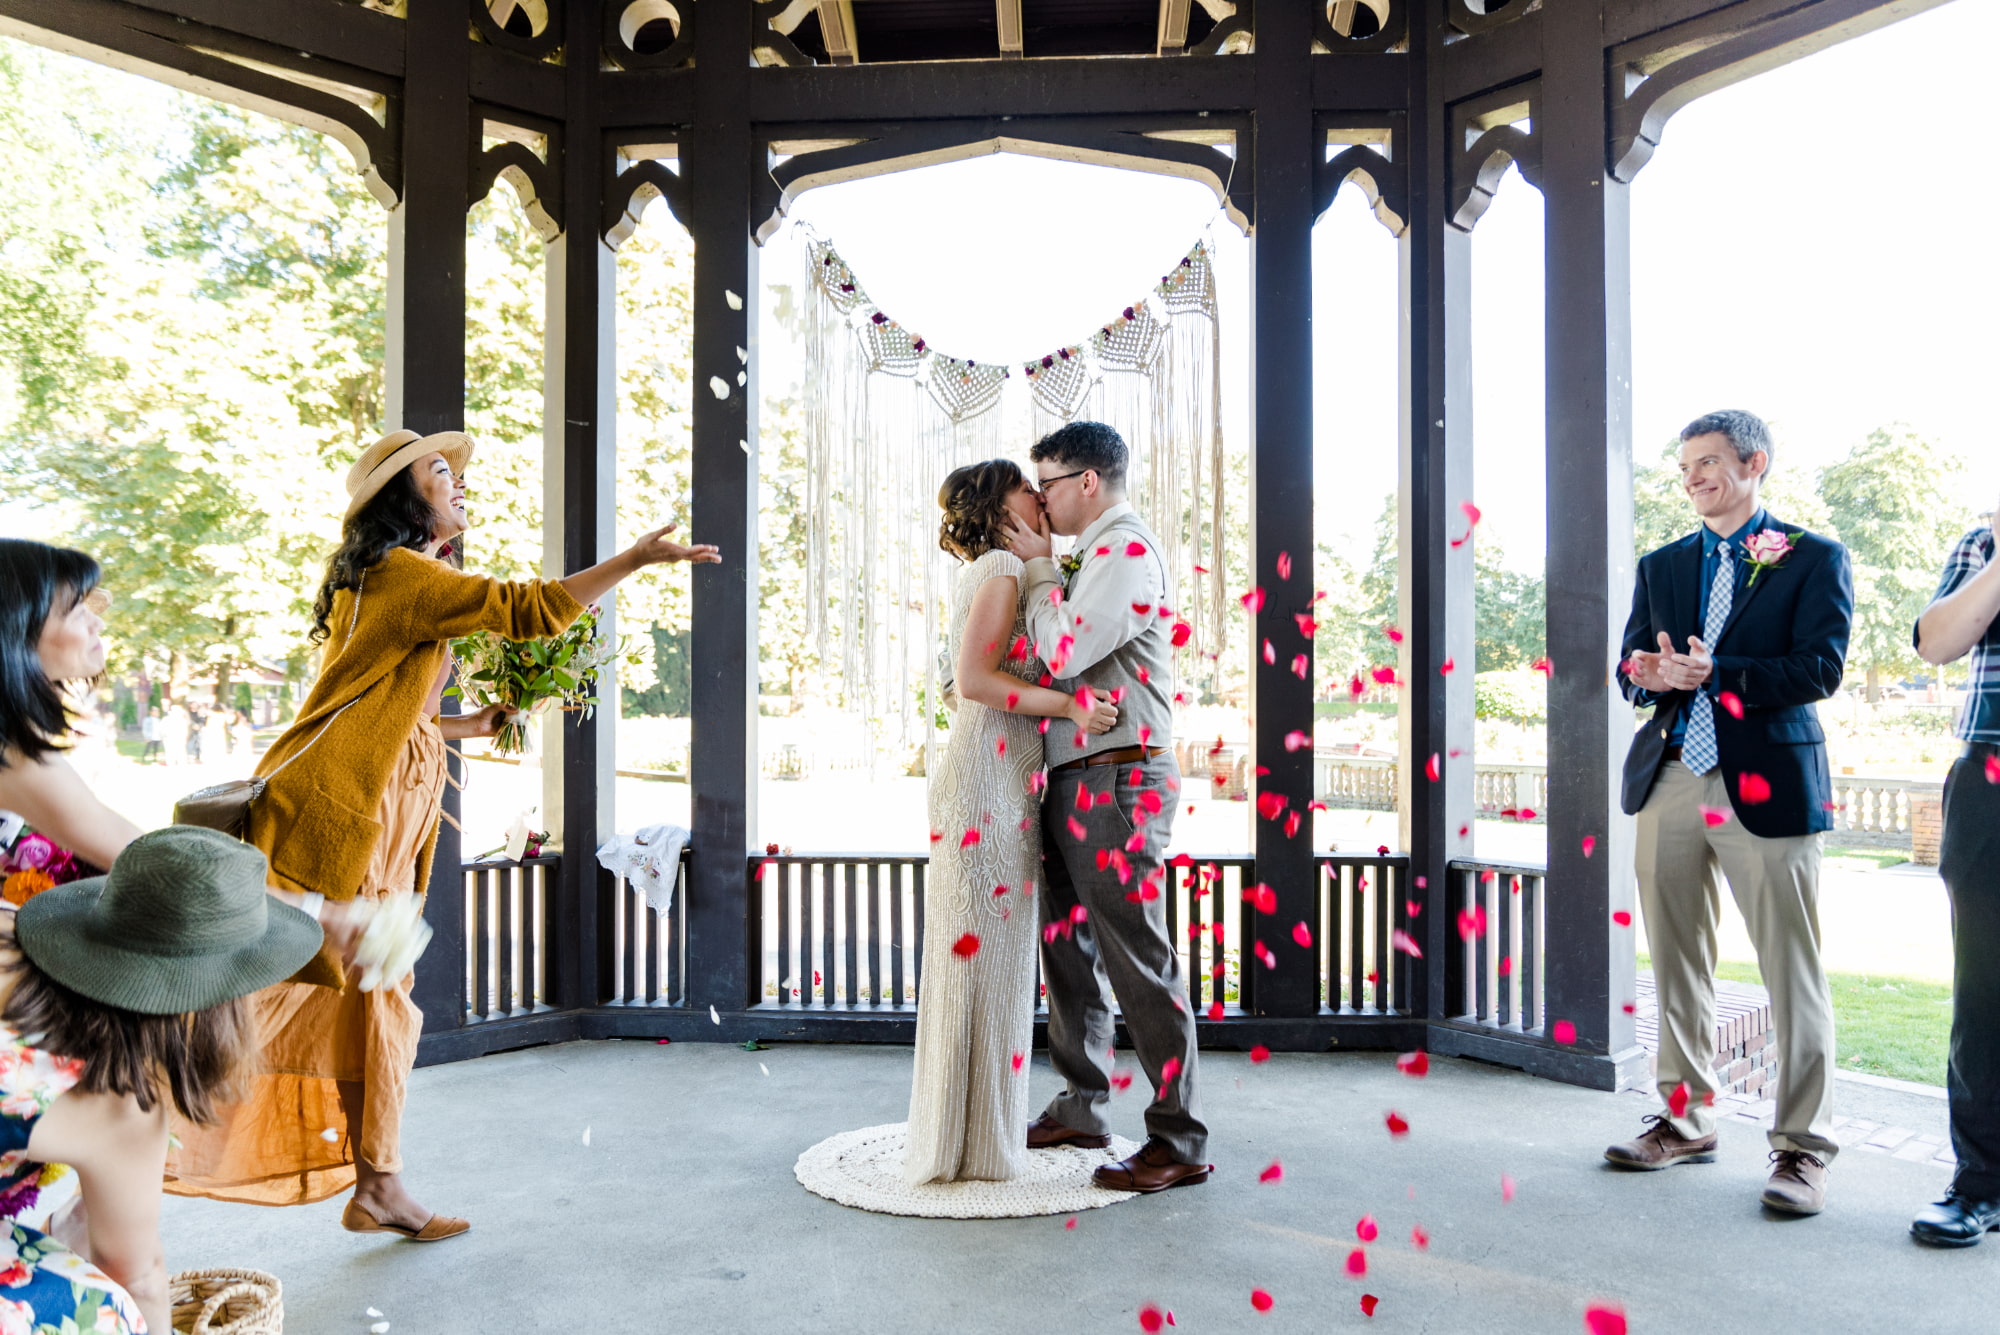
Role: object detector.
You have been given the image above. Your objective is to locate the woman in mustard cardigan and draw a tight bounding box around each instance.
[167,429,718,1240]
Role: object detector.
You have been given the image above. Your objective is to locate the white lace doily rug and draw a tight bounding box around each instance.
[795,1122,1142,1219]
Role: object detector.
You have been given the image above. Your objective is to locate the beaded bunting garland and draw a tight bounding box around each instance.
[801,231,1227,759]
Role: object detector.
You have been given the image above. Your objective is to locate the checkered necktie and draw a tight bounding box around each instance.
[1681,542,1733,776]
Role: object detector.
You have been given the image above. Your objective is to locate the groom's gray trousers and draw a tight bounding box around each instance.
[1039,751,1208,1163]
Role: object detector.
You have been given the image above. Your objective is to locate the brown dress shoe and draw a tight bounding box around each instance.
[1603,1114,1720,1170]
[1093,1137,1210,1193]
[1026,1113,1110,1150]
[1761,1149,1828,1215]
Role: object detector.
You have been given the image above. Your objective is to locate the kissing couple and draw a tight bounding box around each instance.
[902,421,1210,1194]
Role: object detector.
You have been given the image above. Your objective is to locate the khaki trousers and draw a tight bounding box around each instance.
[1635,760,1838,1160]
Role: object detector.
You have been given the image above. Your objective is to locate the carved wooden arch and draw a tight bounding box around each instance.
[1313,0,1407,54]
[1609,0,1956,183]
[603,154,690,248]
[471,125,563,243]
[474,0,566,61]
[1313,128,1407,236]
[0,12,402,206]
[748,120,1253,246]
[604,0,695,70]
[1448,81,1539,232]
[1444,0,1535,38]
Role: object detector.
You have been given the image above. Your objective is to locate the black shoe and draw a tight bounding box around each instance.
[1911,1191,2000,1248]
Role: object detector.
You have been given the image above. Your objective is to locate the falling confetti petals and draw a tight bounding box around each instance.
[1439,656,1455,676]
[1425,753,1441,782]
[1355,1214,1379,1242]
[1396,1050,1429,1078]
[1738,772,1772,804]
[710,1004,721,1025]
[1410,1224,1430,1250]
[1160,1056,1182,1085]
[1012,1052,1025,1073]
[1249,1044,1272,1064]
[1612,910,1632,927]
[320,1127,340,1143]
[1582,835,1597,858]
[1138,1304,1168,1333]
[951,932,982,959]
[1718,690,1745,719]
[1988,753,2000,784]
[1065,1217,1077,1230]
[1360,1295,1380,1316]
[1291,921,1313,948]
[1276,550,1293,580]
[1251,1288,1274,1313]
[1384,1111,1410,1138]
[1345,1248,1368,1277]
[1241,587,1266,613]
[1390,928,1424,959]
[1259,1161,1284,1184]
[1284,729,1311,752]
[1552,1019,1577,1044]
[1698,804,1732,828]
[1668,1080,1691,1119]
[1502,1173,1517,1202]
[708,376,731,400]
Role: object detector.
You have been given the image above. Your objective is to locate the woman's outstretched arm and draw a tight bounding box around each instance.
[0,752,143,871]
[558,524,721,608]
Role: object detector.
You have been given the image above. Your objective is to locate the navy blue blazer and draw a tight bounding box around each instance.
[1617,517,1854,838]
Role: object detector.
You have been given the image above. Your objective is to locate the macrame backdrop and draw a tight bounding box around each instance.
[802,232,1226,761]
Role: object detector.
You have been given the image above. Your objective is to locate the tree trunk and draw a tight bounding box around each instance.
[167,650,187,705]
[1865,664,1881,705]
[212,617,236,711]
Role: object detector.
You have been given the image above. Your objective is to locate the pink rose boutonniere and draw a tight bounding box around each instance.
[1741,528,1795,586]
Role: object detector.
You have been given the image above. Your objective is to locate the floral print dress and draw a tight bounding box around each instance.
[0,1027,145,1334]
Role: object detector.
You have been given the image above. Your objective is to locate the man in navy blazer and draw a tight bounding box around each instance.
[1605,410,1854,1218]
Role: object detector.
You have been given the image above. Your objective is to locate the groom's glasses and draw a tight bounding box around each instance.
[1035,469,1090,493]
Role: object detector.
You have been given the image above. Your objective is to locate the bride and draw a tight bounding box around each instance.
[902,460,1117,1185]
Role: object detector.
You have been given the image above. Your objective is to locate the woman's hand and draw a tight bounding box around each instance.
[319,899,373,968]
[627,524,722,569]
[1067,689,1119,735]
[446,703,518,740]
[1002,510,1054,563]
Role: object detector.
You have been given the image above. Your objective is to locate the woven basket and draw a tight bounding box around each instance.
[170,1267,282,1335]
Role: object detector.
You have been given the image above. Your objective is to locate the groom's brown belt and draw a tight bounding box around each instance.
[1050,745,1169,775]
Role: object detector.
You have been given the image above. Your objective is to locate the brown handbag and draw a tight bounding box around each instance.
[174,578,368,840]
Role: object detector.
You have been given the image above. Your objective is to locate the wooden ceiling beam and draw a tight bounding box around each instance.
[817,0,859,65]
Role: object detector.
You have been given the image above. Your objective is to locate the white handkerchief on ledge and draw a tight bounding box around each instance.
[596,823,690,916]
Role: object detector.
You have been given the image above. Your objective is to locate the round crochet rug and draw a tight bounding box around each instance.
[794,1123,1142,1218]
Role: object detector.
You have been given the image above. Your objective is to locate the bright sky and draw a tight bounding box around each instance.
[774,0,1998,572]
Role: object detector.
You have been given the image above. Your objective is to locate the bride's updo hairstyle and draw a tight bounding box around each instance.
[937,459,1026,562]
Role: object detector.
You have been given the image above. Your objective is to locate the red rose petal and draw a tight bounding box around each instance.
[1530,656,1552,676]
[1718,690,1745,719]
[1384,1111,1409,1137]
[1396,1050,1430,1077]
[1011,1051,1024,1072]
[1390,928,1423,958]
[1382,624,1404,643]
[1584,1303,1628,1335]
[1139,1304,1166,1333]
[1738,772,1772,804]
[960,828,981,848]
[1425,753,1441,782]
[1064,1217,1076,1230]
[951,932,981,958]
[1456,905,1486,941]
[1259,1161,1283,1184]
[1410,1224,1429,1250]
[1552,1019,1577,1044]
[1345,1248,1368,1276]
[1582,835,1597,858]
[1160,1056,1181,1085]
[1668,1080,1691,1119]
[1250,1288,1274,1313]
[1291,921,1313,948]
[1249,1044,1271,1064]
[1699,804,1732,827]
[1125,541,1147,557]
[1502,1173,1516,1201]
[1207,1000,1224,1021]
[1612,910,1632,927]
[1283,810,1302,839]
[1355,1213,1379,1242]
[1170,622,1193,647]
[1360,1295,1380,1316]
[1460,500,1482,527]
[1439,656,1455,676]
[1241,587,1266,613]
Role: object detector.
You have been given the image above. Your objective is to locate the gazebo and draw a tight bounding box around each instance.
[1,0,1950,1091]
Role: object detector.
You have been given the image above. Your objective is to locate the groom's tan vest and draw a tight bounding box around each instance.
[1024,511,1177,763]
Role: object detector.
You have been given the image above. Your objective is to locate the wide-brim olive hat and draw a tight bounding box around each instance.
[343,428,475,523]
[16,826,322,1015]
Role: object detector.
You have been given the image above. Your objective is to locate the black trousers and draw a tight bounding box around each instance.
[1940,744,2000,1197]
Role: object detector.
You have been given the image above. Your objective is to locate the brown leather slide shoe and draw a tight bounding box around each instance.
[1093,1137,1211,1193]
[1027,1113,1111,1150]
[342,1199,472,1242]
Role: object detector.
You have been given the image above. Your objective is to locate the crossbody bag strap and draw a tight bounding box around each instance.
[265,571,373,784]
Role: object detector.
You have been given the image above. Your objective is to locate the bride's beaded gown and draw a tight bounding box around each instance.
[902,548,1047,1184]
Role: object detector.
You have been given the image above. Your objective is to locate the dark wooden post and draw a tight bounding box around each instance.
[396,0,473,1034]
[1403,6,1475,1025]
[684,0,760,1017]
[1538,3,1644,1085]
[545,0,620,1012]
[1246,0,1318,1019]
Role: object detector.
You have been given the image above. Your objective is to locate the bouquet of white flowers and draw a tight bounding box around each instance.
[449,604,623,756]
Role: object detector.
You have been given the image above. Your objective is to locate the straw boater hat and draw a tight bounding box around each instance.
[343,429,475,523]
[16,827,321,1015]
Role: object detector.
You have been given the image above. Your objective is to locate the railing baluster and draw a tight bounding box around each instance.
[777,857,793,1007]
[867,862,882,1007]
[844,862,860,1008]
[801,860,818,1006]
[522,862,542,1011]
[496,866,516,1016]
[890,863,906,1008]
[1497,873,1516,1028]
[1372,864,1389,1013]
[1523,872,1543,1032]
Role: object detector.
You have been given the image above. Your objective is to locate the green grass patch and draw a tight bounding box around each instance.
[1313,701,1397,719]
[1639,952,1949,1086]
[1822,846,1912,872]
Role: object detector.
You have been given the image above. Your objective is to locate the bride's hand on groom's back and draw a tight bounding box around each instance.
[627,523,723,568]
[1003,510,1053,562]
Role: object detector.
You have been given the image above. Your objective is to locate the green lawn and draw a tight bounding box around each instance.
[1640,952,1951,1087]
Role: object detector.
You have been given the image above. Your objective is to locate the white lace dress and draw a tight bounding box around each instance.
[902,548,1047,1184]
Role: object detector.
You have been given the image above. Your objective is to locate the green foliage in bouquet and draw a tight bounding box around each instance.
[448,606,623,755]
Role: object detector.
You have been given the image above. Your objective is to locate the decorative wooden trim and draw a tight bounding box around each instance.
[1447,80,1539,231]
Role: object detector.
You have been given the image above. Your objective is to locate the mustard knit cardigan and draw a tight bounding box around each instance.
[252,547,583,988]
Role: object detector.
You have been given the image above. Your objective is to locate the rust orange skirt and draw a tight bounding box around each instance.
[166,718,446,1206]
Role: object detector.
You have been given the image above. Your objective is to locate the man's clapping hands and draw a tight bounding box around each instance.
[1627,630,1714,693]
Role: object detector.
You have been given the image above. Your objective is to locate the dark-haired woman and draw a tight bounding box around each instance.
[0,540,143,877]
[167,428,718,1239]
[0,824,325,1335]
[900,459,1117,1185]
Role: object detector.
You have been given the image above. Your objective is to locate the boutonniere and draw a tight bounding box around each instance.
[1740,528,1795,586]
[1057,552,1084,586]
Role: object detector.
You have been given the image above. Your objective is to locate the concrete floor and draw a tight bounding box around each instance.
[162,1040,1985,1335]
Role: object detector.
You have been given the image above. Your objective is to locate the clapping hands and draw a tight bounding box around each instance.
[1627,630,1713,693]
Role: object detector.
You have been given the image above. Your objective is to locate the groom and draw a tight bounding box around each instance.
[1003,420,1208,1193]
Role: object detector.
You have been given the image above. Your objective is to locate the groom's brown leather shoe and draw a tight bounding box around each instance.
[1027,1113,1110,1150]
[1093,1137,1211,1193]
